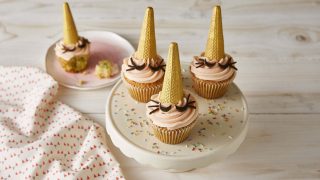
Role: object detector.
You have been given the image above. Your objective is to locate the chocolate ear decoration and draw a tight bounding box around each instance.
[159,104,172,112]
[149,59,166,72]
[218,62,229,69]
[175,94,196,112]
[130,57,146,70]
[126,57,146,71]
[147,99,172,114]
[175,105,188,112]
[218,57,238,70]
[195,58,216,68]
[61,45,76,53]
[77,37,90,48]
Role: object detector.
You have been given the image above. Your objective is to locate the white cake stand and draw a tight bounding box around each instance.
[105,64,248,172]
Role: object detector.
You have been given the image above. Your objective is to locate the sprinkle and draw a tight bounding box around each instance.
[215,122,221,127]
[197,128,206,137]
[186,142,206,152]
[152,143,159,150]
[207,119,213,125]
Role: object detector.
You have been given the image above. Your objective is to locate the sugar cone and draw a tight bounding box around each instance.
[135,7,157,61]
[204,6,225,61]
[63,2,79,45]
[159,43,184,104]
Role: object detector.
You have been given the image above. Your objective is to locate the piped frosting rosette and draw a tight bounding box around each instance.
[55,37,90,61]
[190,53,236,81]
[190,6,237,99]
[122,55,165,84]
[147,91,198,131]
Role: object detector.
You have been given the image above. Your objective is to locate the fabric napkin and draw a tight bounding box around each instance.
[0,66,125,179]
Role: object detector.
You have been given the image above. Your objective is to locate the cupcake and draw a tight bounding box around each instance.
[54,2,90,73]
[121,7,165,103]
[146,43,198,144]
[190,6,237,99]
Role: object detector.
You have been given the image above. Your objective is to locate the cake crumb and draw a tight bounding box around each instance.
[78,80,85,86]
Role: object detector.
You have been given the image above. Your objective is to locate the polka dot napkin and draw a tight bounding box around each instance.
[0,66,125,179]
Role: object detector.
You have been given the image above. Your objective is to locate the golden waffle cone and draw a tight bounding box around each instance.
[63,2,79,45]
[135,7,157,61]
[159,42,184,104]
[204,6,224,61]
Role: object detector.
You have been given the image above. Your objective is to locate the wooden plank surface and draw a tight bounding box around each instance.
[88,114,320,180]
[0,0,320,179]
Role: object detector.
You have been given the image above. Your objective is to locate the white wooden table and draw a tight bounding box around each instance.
[1,0,319,179]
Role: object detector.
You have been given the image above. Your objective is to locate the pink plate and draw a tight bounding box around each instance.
[45,31,134,90]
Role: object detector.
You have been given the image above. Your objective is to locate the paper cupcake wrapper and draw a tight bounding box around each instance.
[191,72,235,99]
[151,120,196,144]
[122,76,163,103]
[58,54,89,73]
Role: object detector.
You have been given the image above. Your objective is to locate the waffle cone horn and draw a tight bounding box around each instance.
[63,2,79,45]
[159,42,184,104]
[204,6,225,61]
[135,7,157,61]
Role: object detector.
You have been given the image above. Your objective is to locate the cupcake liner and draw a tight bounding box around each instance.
[151,120,196,144]
[122,76,163,103]
[58,54,89,73]
[191,72,235,99]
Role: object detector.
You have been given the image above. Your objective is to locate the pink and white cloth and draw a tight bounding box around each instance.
[0,66,125,179]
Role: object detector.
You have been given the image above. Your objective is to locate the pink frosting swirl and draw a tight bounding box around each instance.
[121,55,165,83]
[190,53,236,81]
[54,37,90,61]
[146,91,198,130]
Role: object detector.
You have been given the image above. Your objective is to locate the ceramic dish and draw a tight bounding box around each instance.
[45,31,134,90]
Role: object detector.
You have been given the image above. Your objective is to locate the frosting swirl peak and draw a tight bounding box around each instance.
[55,36,90,61]
[121,55,165,83]
[146,92,198,130]
[190,53,236,81]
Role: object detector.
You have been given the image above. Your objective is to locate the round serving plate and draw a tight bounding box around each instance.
[105,63,248,172]
[45,31,134,90]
